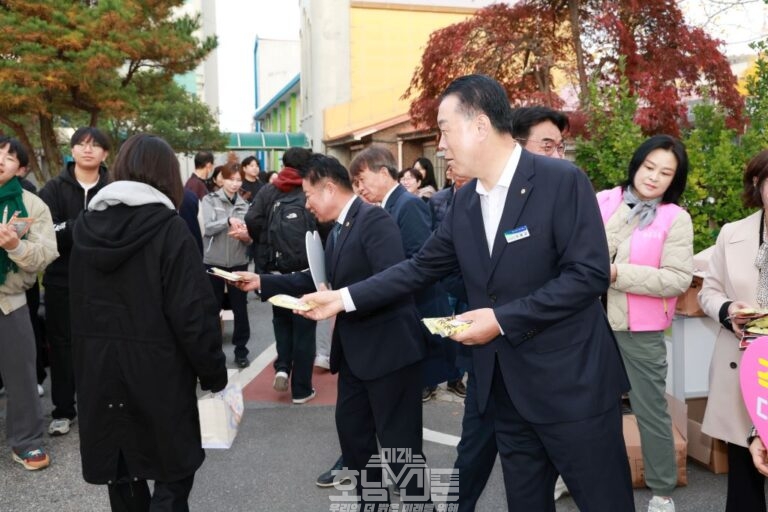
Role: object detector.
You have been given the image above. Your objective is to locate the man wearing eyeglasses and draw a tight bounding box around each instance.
[39,127,111,438]
[511,106,569,159]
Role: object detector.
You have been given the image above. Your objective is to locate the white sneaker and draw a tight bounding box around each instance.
[554,475,569,500]
[314,355,330,370]
[292,389,316,404]
[273,371,289,392]
[48,418,73,436]
[37,384,44,397]
[648,496,675,512]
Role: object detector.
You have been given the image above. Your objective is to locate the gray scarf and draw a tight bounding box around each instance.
[756,212,768,308]
[623,186,662,230]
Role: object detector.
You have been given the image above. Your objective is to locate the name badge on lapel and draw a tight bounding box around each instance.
[504,226,530,244]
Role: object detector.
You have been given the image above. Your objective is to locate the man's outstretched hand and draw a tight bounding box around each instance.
[450,308,501,345]
[297,290,345,320]
[233,271,260,292]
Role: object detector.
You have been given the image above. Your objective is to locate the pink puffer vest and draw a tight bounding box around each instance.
[597,186,683,331]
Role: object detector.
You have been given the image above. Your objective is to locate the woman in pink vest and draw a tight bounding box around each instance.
[597,135,694,512]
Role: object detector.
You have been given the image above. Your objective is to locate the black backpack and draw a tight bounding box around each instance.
[266,190,315,273]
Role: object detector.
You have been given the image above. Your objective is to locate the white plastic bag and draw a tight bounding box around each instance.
[198,371,244,449]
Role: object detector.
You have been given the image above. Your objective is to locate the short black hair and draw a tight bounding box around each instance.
[282,147,313,171]
[194,151,214,169]
[440,74,514,136]
[71,126,111,152]
[300,154,353,192]
[210,165,224,183]
[0,136,29,168]
[510,106,570,140]
[241,155,259,168]
[111,133,183,208]
[625,135,689,205]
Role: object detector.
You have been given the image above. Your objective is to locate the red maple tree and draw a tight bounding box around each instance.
[405,0,743,137]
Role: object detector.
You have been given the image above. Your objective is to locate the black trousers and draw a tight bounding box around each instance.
[726,443,766,512]
[453,368,496,511]
[206,264,250,358]
[456,359,634,511]
[272,305,316,399]
[45,284,76,420]
[336,358,428,505]
[107,453,195,512]
[108,476,194,512]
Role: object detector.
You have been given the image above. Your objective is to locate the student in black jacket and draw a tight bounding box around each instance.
[244,148,318,403]
[39,127,111,437]
[70,133,227,510]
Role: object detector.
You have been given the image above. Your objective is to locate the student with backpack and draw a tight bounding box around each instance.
[245,148,318,403]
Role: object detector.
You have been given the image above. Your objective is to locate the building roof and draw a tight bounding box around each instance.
[324,113,412,146]
[226,132,309,150]
[253,73,301,121]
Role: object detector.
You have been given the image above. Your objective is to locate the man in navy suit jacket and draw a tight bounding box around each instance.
[350,145,461,393]
[235,154,428,506]
[299,75,635,511]
[315,145,462,488]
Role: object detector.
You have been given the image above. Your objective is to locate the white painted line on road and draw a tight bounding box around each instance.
[423,427,460,447]
[231,342,276,388]
[234,343,462,448]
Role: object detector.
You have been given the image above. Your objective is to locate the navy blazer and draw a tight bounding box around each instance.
[429,186,454,230]
[261,197,425,381]
[385,184,450,318]
[349,151,630,423]
[384,185,433,258]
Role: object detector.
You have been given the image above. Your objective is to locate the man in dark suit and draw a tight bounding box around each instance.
[235,154,429,505]
[351,145,462,400]
[299,75,634,511]
[314,145,464,488]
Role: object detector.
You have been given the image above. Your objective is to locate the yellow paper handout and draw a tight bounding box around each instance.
[422,316,473,338]
[267,294,315,312]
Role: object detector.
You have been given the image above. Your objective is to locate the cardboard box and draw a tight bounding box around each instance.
[676,246,714,318]
[686,397,729,474]
[624,395,688,488]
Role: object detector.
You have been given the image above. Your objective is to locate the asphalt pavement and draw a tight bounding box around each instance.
[0,295,732,512]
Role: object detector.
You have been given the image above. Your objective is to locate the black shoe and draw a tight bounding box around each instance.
[422,386,437,402]
[316,455,351,487]
[447,379,467,398]
[235,356,250,369]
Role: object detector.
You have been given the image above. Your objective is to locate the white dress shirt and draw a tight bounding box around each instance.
[342,145,522,313]
[474,144,521,255]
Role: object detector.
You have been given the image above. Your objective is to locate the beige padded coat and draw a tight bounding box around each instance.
[0,189,58,315]
[604,201,694,331]
[697,210,761,447]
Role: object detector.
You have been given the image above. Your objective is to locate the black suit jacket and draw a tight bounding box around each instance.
[385,184,449,317]
[349,150,630,422]
[261,197,425,381]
